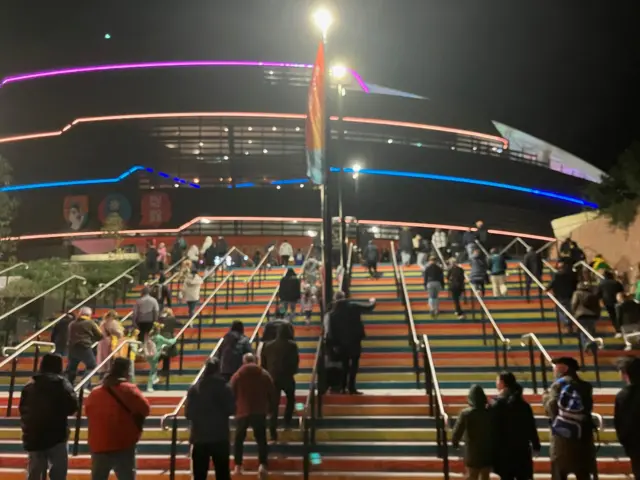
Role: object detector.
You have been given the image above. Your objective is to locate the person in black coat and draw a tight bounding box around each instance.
[598,270,624,334]
[20,354,78,480]
[523,246,543,302]
[145,240,159,277]
[547,260,578,332]
[278,268,301,320]
[615,356,640,478]
[490,372,540,480]
[326,292,375,394]
[447,259,466,319]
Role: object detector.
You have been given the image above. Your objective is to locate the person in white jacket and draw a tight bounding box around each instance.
[182,270,203,318]
[431,229,448,256]
[279,240,294,266]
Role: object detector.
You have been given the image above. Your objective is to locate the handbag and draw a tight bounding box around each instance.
[105,385,145,432]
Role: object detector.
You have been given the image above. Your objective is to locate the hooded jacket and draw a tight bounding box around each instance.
[452,385,493,468]
[548,268,578,300]
[216,331,253,376]
[572,284,601,319]
[133,294,159,325]
[261,318,293,344]
[182,274,203,303]
[327,300,374,355]
[598,277,624,306]
[84,376,150,453]
[490,385,541,477]
[19,373,78,451]
[469,253,488,283]
[488,253,508,276]
[423,263,444,285]
[447,265,466,291]
[523,250,543,277]
[279,271,301,302]
[261,323,300,383]
[230,363,275,418]
[68,315,104,349]
[185,374,235,444]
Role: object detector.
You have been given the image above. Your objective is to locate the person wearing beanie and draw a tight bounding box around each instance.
[614,356,640,478]
[20,353,78,480]
[216,320,253,381]
[66,307,103,388]
[543,357,595,480]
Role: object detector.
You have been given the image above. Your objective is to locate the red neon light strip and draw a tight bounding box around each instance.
[9,216,554,242]
[0,112,508,148]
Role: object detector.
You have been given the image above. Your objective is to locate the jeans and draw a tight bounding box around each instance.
[426,281,442,313]
[341,353,361,393]
[66,345,97,387]
[191,441,231,480]
[577,315,598,350]
[91,447,136,480]
[401,251,411,266]
[367,262,378,278]
[451,288,464,315]
[282,301,297,319]
[269,378,296,440]
[416,252,427,268]
[234,414,268,467]
[557,297,573,329]
[187,301,197,319]
[604,302,619,332]
[27,442,68,480]
[491,274,507,297]
[281,255,290,266]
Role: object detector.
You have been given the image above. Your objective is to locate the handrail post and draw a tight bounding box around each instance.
[310,389,316,445]
[169,416,178,480]
[61,282,68,312]
[518,267,524,298]
[493,331,499,372]
[197,310,203,349]
[540,352,549,391]
[593,347,601,388]
[471,294,476,322]
[577,335,586,371]
[6,357,17,417]
[32,344,40,373]
[528,338,538,394]
[442,421,450,480]
[179,335,185,375]
[481,310,487,345]
[538,285,545,321]
[302,418,310,480]
[225,279,230,308]
[412,341,420,389]
[502,341,508,369]
[72,387,84,456]
[231,275,235,304]
[554,304,564,345]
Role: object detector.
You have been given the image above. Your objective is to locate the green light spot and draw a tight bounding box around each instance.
[104,33,111,39]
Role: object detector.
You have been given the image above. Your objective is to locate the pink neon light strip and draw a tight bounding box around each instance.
[0,60,371,93]
[0,111,508,148]
[9,216,554,242]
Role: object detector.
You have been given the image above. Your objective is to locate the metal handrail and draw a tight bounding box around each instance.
[0,340,56,416]
[245,245,274,285]
[90,311,134,349]
[422,334,450,428]
[421,333,450,480]
[160,337,225,428]
[146,255,186,287]
[520,262,603,387]
[474,239,490,257]
[543,259,557,273]
[521,333,554,365]
[71,339,142,456]
[520,263,604,349]
[3,259,145,356]
[301,335,324,480]
[537,239,558,255]
[573,260,605,280]
[0,262,28,277]
[0,274,87,323]
[399,267,419,346]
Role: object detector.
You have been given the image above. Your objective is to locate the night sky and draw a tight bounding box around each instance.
[0,0,637,171]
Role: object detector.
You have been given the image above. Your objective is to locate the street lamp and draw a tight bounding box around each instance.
[312,8,333,40]
[332,63,349,268]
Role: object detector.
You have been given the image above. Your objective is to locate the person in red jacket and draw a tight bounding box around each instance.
[85,357,150,480]
[230,353,275,480]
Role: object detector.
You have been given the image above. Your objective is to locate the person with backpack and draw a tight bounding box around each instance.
[490,372,540,480]
[615,356,640,478]
[447,259,466,319]
[216,320,253,382]
[543,356,595,480]
[571,281,601,351]
[451,384,493,480]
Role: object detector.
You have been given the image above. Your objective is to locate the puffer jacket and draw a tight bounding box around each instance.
[216,331,253,377]
[469,254,488,283]
[572,285,601,319]
[185,374,234,443]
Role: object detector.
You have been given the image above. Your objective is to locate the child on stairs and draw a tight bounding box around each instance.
[144,322,177,392]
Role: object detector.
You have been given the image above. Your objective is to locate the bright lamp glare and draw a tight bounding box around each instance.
[331,65,347,80]
[307,230,318,238]
[312,8,333,35]
[352,164,362,173]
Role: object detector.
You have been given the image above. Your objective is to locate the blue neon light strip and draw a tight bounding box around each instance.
[0,164,595,207]
[339,167,597,208]
[0,165,200,192]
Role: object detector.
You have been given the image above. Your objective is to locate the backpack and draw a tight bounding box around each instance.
[551,378,587,440]
[150,284,161,300]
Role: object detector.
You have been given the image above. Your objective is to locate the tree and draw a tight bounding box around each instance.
[0,155,19,260]
[586,141,640,230]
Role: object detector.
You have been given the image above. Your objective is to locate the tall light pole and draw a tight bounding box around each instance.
[332,65,348,268]
[312,7,335,306]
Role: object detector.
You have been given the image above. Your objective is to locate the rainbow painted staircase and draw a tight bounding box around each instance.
[0,254,634,479]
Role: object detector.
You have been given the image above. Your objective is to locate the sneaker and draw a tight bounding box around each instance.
[349,390,364,395]
[457,314,465,320]
[233,465,244,475]
[615,332,623,339]
[152,375,160,385]
[258,464,268,480]
[146,387,154,393]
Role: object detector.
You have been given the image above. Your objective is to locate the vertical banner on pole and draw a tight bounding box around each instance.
[306,41,326,185]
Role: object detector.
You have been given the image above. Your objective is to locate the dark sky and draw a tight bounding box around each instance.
[0,0,637,170]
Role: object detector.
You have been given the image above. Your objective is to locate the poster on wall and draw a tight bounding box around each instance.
[98,193,132,227]
[140,192,172,227]
[62,195,89,231]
